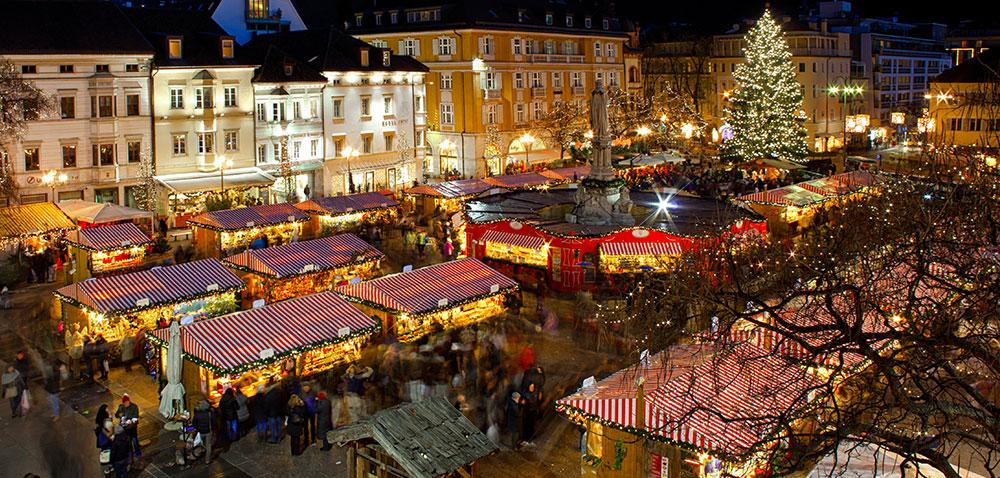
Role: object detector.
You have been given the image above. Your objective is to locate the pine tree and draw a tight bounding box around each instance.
[721,11,809,163]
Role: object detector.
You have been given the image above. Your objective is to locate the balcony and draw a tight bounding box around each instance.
[531,87,547,97]
[526,54,586,64]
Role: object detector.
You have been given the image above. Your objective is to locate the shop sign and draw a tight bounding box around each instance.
[402,264,413,272]
[337,327,351,337]
[180,315,194,325]
[205,283,219,292]
[650,453,668,478]
[135,298,151,307]
[252,299,265,309]
[437,298,448,307]
[258,348,275,360]
[490,284,500,293]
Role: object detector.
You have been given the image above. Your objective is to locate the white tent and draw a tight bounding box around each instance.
[158,321,186,422]
[57,200,153,225]
[617,151,686,168]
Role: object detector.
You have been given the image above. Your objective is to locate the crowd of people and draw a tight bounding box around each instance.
[621,162,799,199]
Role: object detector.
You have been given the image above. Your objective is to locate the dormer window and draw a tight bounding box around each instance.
[360,48,370,67]
[585,16,592,29]
[168,38,182,59]
[355,14,363,27]
[545,13,553,25]
[566,15,573,27]
[283,62,293,76]
[603,18,610,30]
[221,38,234,59]
[517,9,525,22]
[382,51,391,67]
[390,11,398,23]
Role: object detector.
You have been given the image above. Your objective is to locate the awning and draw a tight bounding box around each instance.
[481,230,546,250]
[148,291,378,375]
[616,152,686,168]
[482,172,552,190]
[187,203,310,232]
[296,191,399,217]
[0,203,76,241]
[223,233,383,279]
[155,167,276,194]
[66,222,152,251]
[55,259,244,315]
[540,165,590,181]
[338,258,518,315]
[404,178,491,199]
[601,242,683,256]
[57,200,152,224]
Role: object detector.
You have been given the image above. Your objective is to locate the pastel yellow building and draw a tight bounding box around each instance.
[349,2,627,178]
[928,50,1000,149]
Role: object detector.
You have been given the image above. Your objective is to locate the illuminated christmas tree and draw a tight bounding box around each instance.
[721,11,808,163]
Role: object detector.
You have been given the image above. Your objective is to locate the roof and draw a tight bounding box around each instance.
[187,203,310,232]
[242,27,429,73]
[0,203,76,240]
[55,259,244,315]
[123,7,249,67]
[0,2,153,55]
[250,45,328,83]
[934,49,1000,83]
[223,233,383,279]
[296,191,399,216]
[337,258,518,315]
[155,167,276,194]
[66,223,152,252]
[328,397,497,478]
[57,200,153,225]
[737,171,876,207]
[482,172,552,190]
[540,165,591,181]
[404,178,492,199]
[148,291,378,374]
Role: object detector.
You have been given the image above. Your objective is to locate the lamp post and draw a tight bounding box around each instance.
[341,146,360,193]
[40,170,68,203]
[827,83,864,159]
[518,132,535,167]
[215,157,234,192]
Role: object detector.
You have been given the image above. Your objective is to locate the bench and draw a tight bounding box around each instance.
[168,229,192,242]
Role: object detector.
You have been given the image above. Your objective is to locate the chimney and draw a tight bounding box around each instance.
[821,19,828,33]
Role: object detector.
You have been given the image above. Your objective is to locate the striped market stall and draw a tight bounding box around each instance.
[556,342,820,478]
[0,202,76,252]
[482,172,553,190]
[223,234,384,306]
[598,241,684,274]
[187,203,310,257]
[737,171,875,236]
[295,191,399,238]
[148,291,379,405]
[55,259,244,344]
[337,258,518,342]
[65,222,152,281]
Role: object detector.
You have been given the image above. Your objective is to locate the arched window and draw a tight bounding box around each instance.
[628,66,638,83]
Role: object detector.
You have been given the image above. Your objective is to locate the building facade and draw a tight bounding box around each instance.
[0,2,155,206]
[211,0,308,45]
[348,1,627,179]
[928,50,1000,148]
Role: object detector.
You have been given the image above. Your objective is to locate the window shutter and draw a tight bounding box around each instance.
[397,40,405,54]
[432,38,440,55]
[414,39,421,56]
[478,37,486,55]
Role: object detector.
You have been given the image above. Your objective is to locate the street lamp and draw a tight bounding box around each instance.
[341,146,360,193]
[214,156,234,192]
[518,132,535,167]
[828,83,864,157]
[40,170,68,203]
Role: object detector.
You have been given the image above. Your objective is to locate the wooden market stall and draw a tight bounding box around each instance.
[295,191,399,238]
[597,241,685,274]
[54,259,244,346]
[64,222,153,281]
[222,233,385,306]
[329,397,498,478]
[404,178,491,217]
[148,291,379,405]
[155,167,275,228]
[337,258,518,342]
[187,203,310,258]
[556,342,820,478]
[737,171,875,237]
[0,202,76,255]
[482,172,554,191]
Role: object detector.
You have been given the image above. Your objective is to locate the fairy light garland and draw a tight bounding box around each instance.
[337,286,519,319]
[223,255,382,280]
[54,285,245,318]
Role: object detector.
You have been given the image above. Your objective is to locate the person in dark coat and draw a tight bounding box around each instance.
[285,395,306,456]
[110,425,131,478]
[94,335,109,380]
[315,391,333,451]
[193,399,214,464]
[251,385,267,442]
[114,394,140,457]
[219,387,239,442]
[264,385,284,444]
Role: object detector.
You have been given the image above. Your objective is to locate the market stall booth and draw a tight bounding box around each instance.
[295,191,399,238]
[482,172,554,191]
[55,259,244,345]
[187,203,310,258]
[155,167,275,228]
[737,171,875,237]
[223,233,384,306]
[57,200,154,234]
[556,342,820,478]
[329,397,497,478]
[0,202,76,255]
[148,291,379,406]
[337,258,518,342]
[64,222,152,281]
[540,165,591,182]
[404,178,491,218]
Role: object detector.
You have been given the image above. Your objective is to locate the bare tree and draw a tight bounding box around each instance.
[482,124,507,176]
[0,60,52,203]
[532,101,587,161]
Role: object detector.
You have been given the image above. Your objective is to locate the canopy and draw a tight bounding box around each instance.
[616,152,686,168]
[66,222,152,252]
[540,165,591,181]
[739,158,806,170]
[187,203,309,232]
[481,230,546,250]
[738,171,875,207]
[223,233,383,279]
[296,191,398,217]
[55,259,244,315]
[155,167,275,194]
[337,258,518,315]
[482,172,552,190]
[148,291,379,375]
[404,178,491,199]
[601,241,684,256]
[57,200,153,225]
[0,203,75,241]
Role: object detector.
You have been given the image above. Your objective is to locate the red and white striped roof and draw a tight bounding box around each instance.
[223,234,383,279]
[67,222,152,251]
[187,203,310,231]
[296,192,398,217]
[601,241,684,256]
[481,230,546,250]
[337,258,518,314]
[149,291,378,374]
[55,259,244,315]
[482,172,552,189]
[405,179,491,199]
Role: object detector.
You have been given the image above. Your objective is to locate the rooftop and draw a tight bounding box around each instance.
[934,49,1000,83]
[0,2,153,55]
[242,27,429,73]
[123,7,248,67]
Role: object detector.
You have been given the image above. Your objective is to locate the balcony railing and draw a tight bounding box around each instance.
[572,86,585,96]
[531,87,547,97]
[526,54,586,64]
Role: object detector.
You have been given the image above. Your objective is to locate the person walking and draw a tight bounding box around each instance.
[300,385,316,446]
[110,425,131,478]
[2,365,24,419]
[94,335,109,381]
[252,385,267,442]
[235,387,250,438]
[285,395,306,456]
[219,387,239,442]
[315,391,333,451]
[95,413,114,466]
[114,394,140,457]
[44,361,60,420]
[265,384,284,444]
[193,399,214,464]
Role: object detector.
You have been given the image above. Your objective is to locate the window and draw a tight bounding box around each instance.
[401,38,419,56]
[168,38,182,59]
[518,9,525,22]
[602,18,609,30]
[552,72,562,88]
[532,101,544,120]
[170,88,184,109]
[355,14,362,26]
[293,101,302,120]
[486,104,498,124]
[606,43,616,58]
[530,72,543,88]
[310,139,319,157]
[256,103,266,121]
[360,49,369,66]
[361,96,371,116]
[390,11,397,23]
[375,13,382,25]
[799,63,805,72]
[126,94,140,116]
[415,95,424,112]
[594,42,602,57]
[308,99,318,119]
[812,62,817,73]
[198,132,214,154]
[224,86,237,108]
[514,72,524,89]
[515,103,526,123]
[440,73,452,90]
[224,130,239,152]
[480,37,494,55]
[525,39,535,54]
[595,71,604,84]
[362,136,372,154]
[628,66,638,83]
[585,16,592,28]
[60,97,75,119]
[384,133,394,151]
[545,13,553,25]
[126,64,139,73]
[127,140,141,163]
[566,15,573,27]
[272,102,285,122]
[562,41,577,55]
[62,145,77,168]
[172,134,186,155]
[436,37,455,55]
[92,95,114,118]
[221,39,234,59]
[93,143,115,166]
[195,87,213,109]
[293,141,301,159]
[60,65,74,74]
[484,72,498,90]
[440,103,454,125]
[332,137,343,158]
[571,72,583,87]
[512,38,522,55]
[544,40,555,54]
[23,147,39,171]
[21,65,36,74]
[383,95,394,115]
[272,143,283,161]
[96,64,110,73]
[332,98,344,119]
[608,71,618,87]
[257,144,267,163]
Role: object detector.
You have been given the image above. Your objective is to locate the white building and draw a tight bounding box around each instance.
[244,28,428,196]
[0,2,155,206]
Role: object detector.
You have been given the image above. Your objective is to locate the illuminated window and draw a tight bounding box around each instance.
[168,38,182,59]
